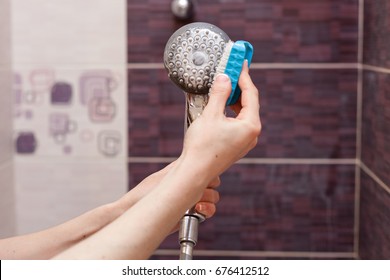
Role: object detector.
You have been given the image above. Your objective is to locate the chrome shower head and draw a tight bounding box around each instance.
[163,22,230,95]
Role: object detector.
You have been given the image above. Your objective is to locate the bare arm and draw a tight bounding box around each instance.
[0,162,219,260]
[53,156,212,259]
[53,61,261,259]
[0,203,122,259]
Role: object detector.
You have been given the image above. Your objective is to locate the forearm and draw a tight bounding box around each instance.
[0,202,124,259]
[0,161,188,260]
[53,156,211,259]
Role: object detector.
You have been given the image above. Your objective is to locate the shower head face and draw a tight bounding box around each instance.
[164,22,230,95]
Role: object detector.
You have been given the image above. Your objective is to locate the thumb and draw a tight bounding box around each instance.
[204,74,232,116]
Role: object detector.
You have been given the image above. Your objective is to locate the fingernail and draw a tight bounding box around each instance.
[215,74,230,82]
[196,204,205,213]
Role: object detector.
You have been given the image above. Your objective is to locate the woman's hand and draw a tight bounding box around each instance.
[181,60,261,181]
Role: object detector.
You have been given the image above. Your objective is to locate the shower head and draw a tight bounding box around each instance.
[163,22,230,95]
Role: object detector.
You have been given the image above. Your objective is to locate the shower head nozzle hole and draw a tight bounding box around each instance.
[192,51,207,66]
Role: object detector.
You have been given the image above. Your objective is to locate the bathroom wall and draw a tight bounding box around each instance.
[0,0,16,238]
[11,0,128,234]
[127,0,359,259]
[359,0,390,259]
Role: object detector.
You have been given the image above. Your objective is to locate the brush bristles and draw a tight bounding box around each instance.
[215,40,234,77]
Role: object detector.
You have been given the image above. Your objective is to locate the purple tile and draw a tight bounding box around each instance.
[15,132,37,154]
[363,0,390,68]
[128,69,357,158]
[128,163,355,253]
[128,162,170,187]
[359,171,390,259]
[251,68,357,158]
[127,0,358,63]
[51,82,72,105]
[361,71,390,187]
[128,69,185,156]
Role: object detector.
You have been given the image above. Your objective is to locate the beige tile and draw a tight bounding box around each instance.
[11,0,126,65]
[0,69,13,163]
[15,157,127,234]
[0,160,16,238]
[0,0,11,66]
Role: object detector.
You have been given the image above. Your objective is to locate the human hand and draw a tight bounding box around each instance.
[181,60,261,180]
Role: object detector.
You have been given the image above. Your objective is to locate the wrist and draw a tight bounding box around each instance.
[178,149,220,180]
[175,153,215,193]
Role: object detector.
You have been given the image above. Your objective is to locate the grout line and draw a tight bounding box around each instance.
[127,62,359,70]
[358,0,365,65]
[128,157,357,165]
[236,158,356,165]
[14,155,128,164]
[128,157,175,163]
[128,63,164,69]
[249,63,358,69]
[362,64,390,74]
[153,249,355,259]
[354,0,365,259]
[360,161,390,195]
[353,162,362,256]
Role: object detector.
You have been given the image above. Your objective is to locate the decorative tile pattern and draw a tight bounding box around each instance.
[13,67,127,158]
[128,163,355,253]
[361,71,390,187]
[359,172,390,259]
[11,0,128,236]
[128,0,358,63]
[128,68,357,158]
[363,0,390,68]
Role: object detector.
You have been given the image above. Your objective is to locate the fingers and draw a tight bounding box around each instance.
[195,177,220,218]
[199,188,220,204]
[228,60,259,118]
[195,203,216,219]
[236,61,260,123]
[205,60,259,121]
[208,176,221,189]
[203,74,232,117]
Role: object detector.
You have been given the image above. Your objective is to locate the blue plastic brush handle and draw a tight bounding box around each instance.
[224,40,254,106]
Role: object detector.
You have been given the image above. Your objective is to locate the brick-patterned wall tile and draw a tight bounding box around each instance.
[129,163,355,253]
[128,69,357,158]
[128,0,358,63]
[359,172,390,259]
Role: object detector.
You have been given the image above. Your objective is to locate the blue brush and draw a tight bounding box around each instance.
[216,40,254,106]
